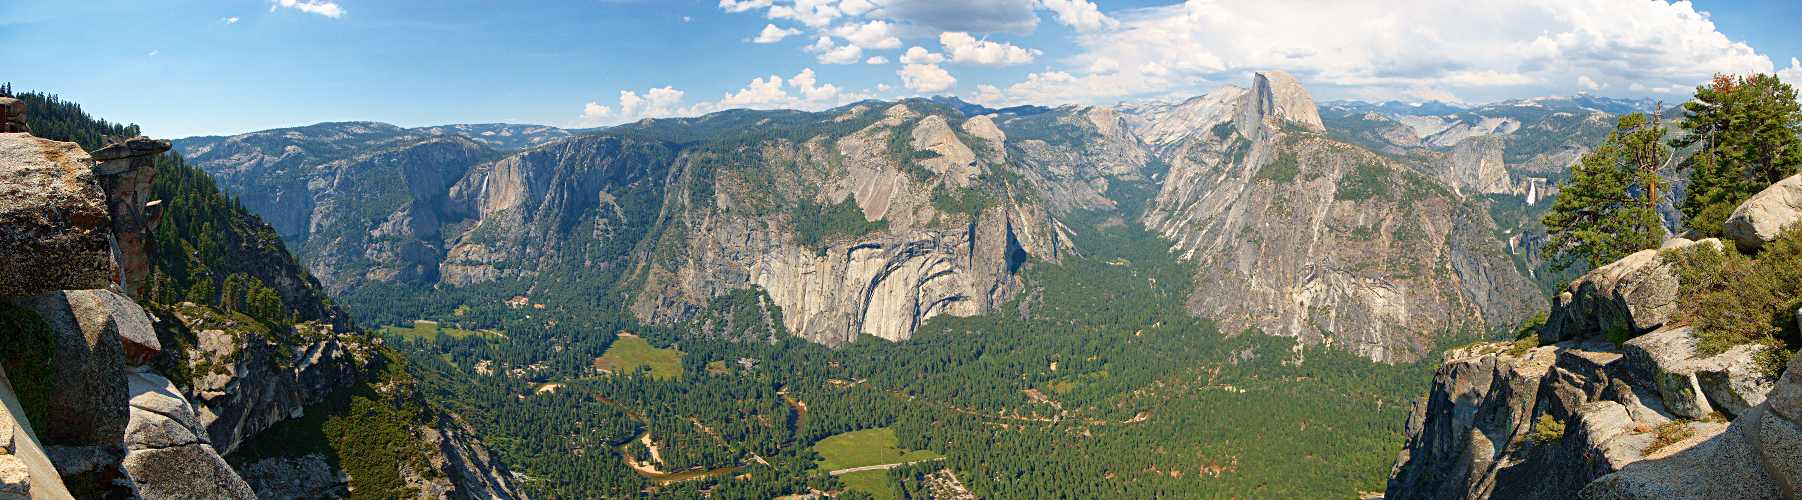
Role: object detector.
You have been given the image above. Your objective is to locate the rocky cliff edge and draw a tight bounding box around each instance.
[1389,173,1802,498]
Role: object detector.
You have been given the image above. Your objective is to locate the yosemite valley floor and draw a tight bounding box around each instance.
[384,175,1458,498]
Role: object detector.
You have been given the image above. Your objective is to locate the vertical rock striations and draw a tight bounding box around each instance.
[90,136,170,299]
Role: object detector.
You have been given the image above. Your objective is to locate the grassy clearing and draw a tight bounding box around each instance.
[838,470,900,500]
[379,319,504,344]
[813,427,943,471]
[595,333,685,380]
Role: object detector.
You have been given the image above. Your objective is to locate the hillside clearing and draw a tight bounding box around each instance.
[813,427,944,472]
[380,319,504,343]
[594,333,685,380]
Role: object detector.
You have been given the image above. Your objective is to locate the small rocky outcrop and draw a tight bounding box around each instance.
[7,290,255,498]
[236,454,348,498]
[1724,172,1802,252]
[120,367,255,499]
[1579,352,1802,499]
[160,305,364,455]
[10,290,137,450]
[417,413,527,500]
[1539,238,1720,343]
[0,98,27,133]
[89,137,170,299]
[1621,327,1772,419]
[1384,334,1742,499]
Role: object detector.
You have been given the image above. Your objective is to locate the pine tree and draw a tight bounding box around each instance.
[1674,73,1802,236]
[1541,112,1669,270]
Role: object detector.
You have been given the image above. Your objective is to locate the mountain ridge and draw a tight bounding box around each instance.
[170,71,1567,365]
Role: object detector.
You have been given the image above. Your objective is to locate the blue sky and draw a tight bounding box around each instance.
[2,0,1799,138]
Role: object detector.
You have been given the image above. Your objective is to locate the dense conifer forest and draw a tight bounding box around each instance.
[385,173,1458,498]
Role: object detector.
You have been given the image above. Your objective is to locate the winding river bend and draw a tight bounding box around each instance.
[588,390,742,484]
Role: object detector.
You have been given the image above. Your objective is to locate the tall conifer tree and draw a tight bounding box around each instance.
[1542,112,1669,270]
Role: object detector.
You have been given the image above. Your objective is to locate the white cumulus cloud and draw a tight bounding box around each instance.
[770,0,843,28]
[755,24,803,43]
[270,0,344,18]
[839,0,878,16]
[706,68,856,111]
[833,20,902,49]
[807,36,864,64]
[899,63,956,92]
[866,56,889,64]
[900,46,945,65]
[578,68,864,126]
[977,0,1783,107]
[939,32,1038,66]
[580,87,691,125]
[1577,75,1601,91]
[1780,58,1802,85]
[1038,0,1117,32]
[719,0,773,14]
[222,16,241,24]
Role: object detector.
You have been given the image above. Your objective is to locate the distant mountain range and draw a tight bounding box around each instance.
[160,74,1644,364]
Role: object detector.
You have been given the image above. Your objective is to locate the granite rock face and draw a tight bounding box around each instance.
[1388,231,1785,498]
[1539,238,1720,343]
[1578,352,1802,499]
[89,136,170,299]
[236,454,348,499]
[162,304,364,455]
[623,104,1080,343]
[1724,171,1802,253]
[0,365,74,500]
[1384,337,1738,499]
[0,133,113,298]
[1443,136,1513,196]
[5,291,255,499]
[7,290,133,449]
[417,413,527,500]
[1620,326,1773,419]
[120,367,255,499]
[1138,72,1536,363]
[1233,71,1325,137]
